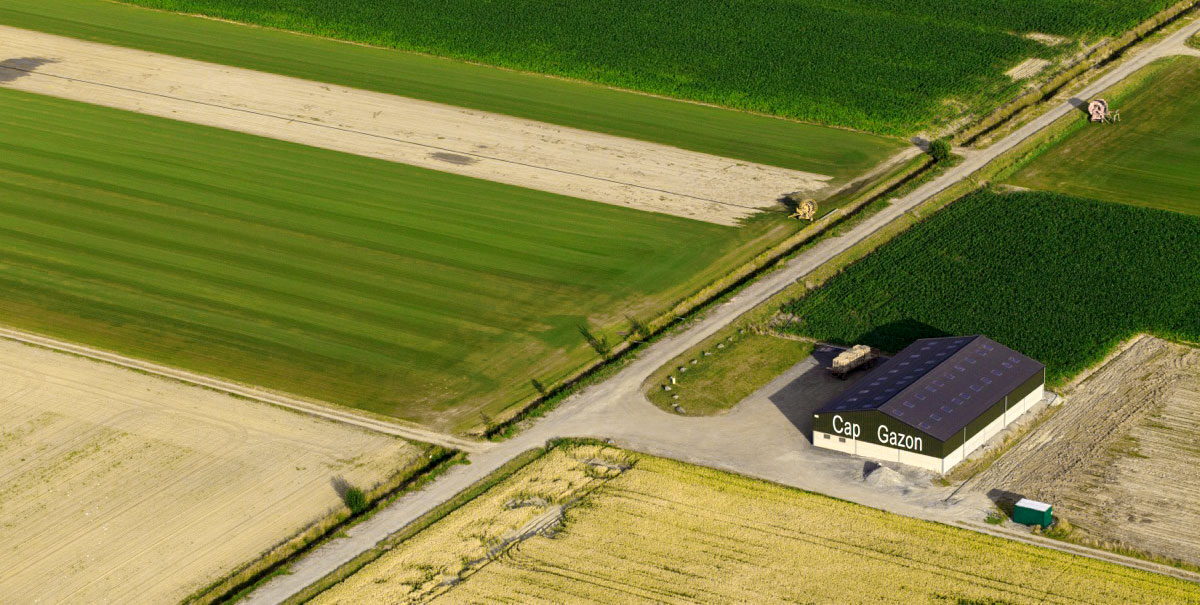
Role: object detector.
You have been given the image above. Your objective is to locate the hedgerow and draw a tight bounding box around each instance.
[781,190,1200,385]
[119,0,1175,135]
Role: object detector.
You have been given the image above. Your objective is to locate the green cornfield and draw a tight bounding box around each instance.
[781,190,1200,385]
[117,0,1174,134]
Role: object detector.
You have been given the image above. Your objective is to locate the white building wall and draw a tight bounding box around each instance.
[855,440,900,463]
[812,431,855,455]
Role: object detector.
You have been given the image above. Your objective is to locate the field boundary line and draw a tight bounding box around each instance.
[960,521,1200,584]
[0,325,488,453]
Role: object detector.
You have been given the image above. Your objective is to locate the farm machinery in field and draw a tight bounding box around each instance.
[789,198,817,221]
[1088,98,1120,123]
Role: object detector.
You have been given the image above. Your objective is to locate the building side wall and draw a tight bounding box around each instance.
[814,373,1047,474]
[812,430,856,455]
[812,431,946,473]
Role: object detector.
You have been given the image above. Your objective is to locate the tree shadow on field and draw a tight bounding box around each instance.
[0,57,58,83]
[329,475,352,500]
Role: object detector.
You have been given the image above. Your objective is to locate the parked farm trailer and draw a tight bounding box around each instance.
[829,344,879,379]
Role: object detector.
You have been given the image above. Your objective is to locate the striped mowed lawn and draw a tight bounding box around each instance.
[0,88,767,431]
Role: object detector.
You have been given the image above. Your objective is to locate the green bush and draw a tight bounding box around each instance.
[344,487,368,514]
[929,138,952,163]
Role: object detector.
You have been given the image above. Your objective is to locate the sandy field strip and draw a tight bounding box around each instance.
[0,339,422,604]
[968,336,1200,565]
[0,26,830,226]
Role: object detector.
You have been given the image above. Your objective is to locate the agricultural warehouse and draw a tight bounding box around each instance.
[813,336,1045,473]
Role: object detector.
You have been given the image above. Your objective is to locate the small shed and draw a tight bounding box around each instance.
[1013,498,1053,528]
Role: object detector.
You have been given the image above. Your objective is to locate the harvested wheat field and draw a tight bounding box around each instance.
[968,336,1200,566]
[0,25,832,225]
[313,445,1198,604]
[0,338,424,603]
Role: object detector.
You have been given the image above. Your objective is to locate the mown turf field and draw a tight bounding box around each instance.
[781,190,1200,386]
[0,87,774,431]
[1007,57,1200,216]
[113,0,1173,134]
[314,445,1200,603]
[0,0,900,178]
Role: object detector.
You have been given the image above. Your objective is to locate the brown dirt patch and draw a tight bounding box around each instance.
[1006,58,1052,81]
[0,339,421,603]
[966,336,1200,565]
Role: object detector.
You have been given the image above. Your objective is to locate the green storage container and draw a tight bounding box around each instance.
[1013,498,1052,528]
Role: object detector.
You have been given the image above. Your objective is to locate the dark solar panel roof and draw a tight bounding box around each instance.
[816,336,1044,442]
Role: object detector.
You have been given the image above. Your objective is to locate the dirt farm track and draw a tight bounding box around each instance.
[0,25,831,226]
[0,339,421,603]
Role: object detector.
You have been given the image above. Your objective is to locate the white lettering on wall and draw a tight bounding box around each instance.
[831,415,861,439]
[877,425,923,452]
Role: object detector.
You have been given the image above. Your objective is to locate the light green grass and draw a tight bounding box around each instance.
[0,0,901,179]
[1007,56,1200,216]
[0,87,781,432]
[644,331,812,416]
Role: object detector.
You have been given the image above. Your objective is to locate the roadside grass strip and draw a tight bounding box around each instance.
[644,330,813,416]
[780,190,1200,387]
[312,446,1200,603]
[0,87,771,431]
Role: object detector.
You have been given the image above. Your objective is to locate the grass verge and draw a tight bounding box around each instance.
[484,153,933,437]
[643,330,813,415]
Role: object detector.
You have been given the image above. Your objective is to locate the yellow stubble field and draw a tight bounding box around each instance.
[314,445,1200,604]
[0,339,424,603]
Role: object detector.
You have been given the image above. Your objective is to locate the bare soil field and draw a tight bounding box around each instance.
[967,336,1200,565]
[1006,58,1052,80]
[0,339,423,603]
[0,25,833,225]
